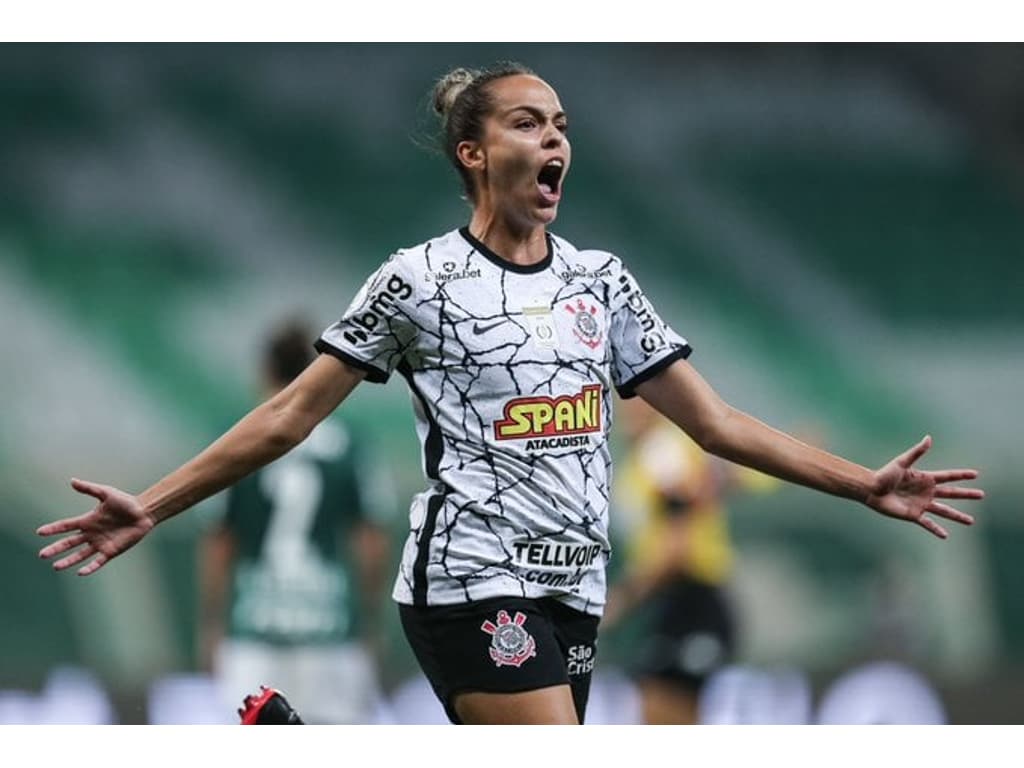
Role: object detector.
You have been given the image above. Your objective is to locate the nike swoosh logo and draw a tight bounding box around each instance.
[472,319,505,335]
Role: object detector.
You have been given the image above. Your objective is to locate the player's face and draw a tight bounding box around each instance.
[469,75,571,227]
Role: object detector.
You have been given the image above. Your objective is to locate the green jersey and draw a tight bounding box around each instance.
[223,418,381,646]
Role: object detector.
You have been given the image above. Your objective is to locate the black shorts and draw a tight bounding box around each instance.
[630,576,736,694]
[399,595,600,724]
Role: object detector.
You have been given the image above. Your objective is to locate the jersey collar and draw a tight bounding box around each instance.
[459,227,553,275]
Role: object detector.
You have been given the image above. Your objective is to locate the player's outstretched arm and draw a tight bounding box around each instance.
[636,360,983,539]
[38,355,367,575]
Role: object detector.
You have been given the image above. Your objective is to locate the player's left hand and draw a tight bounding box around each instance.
[866,435,983,539]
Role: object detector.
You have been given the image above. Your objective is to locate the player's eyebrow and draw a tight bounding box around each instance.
[503,105,568,122]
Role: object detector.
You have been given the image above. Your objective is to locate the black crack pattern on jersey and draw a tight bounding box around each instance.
[449,513,521,601]
[333,231,689,615]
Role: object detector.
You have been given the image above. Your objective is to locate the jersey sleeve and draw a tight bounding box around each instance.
[315,254,419,384]
[609,261,692,398]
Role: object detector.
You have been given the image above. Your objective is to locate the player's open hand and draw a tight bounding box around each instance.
[866,436,984,539]
[37,478,156,575]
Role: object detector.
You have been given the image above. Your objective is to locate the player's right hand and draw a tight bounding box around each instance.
[37,478,156,576]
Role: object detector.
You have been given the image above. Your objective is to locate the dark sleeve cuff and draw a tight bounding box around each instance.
[615,344,692,399]
[314,339,390,384]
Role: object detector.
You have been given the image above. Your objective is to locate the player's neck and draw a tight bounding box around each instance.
[467,209,548,267]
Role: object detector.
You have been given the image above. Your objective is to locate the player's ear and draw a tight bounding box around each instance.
[456,140,485,172]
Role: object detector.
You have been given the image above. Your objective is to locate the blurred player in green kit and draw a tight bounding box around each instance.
[198,318,393,724]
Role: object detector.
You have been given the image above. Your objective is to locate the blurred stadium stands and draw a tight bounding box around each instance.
[1,43,1021,723]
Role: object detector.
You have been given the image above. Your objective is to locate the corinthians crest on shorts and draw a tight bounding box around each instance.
[481,610,537,668]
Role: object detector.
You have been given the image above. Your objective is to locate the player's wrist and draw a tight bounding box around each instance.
[138,495,170,528]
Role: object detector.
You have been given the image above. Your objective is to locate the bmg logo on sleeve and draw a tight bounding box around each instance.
[343,274,413,344]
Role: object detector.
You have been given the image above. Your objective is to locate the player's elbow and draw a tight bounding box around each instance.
[688,404,735,457]
[275,413,315,451]
[263,398,316,453]
[266,420,308,453]
[688,421,719,454]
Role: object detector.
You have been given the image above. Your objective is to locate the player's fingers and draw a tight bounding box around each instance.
[933,485,984,500]
[53,544,95,571]
[38,533,88,560]
[898,435,932,468]
[36,516,89,538]
[70,478,110,502]
[916,516,948,539]
[930,469,980,484]
[927,501,975,526]
[78,553,109,577]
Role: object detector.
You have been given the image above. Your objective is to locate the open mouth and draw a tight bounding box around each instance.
[537,159,565,198]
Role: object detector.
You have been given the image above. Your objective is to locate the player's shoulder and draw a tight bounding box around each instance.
[548,231,625,281]
[389,228,464,271]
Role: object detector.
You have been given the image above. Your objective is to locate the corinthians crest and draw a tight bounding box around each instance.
[564,298,601,349]
[480,610,537,668]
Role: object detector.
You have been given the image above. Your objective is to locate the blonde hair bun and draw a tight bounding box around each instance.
[432,67,479,121]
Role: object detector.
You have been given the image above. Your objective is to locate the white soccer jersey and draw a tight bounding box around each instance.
[317,227,691,616]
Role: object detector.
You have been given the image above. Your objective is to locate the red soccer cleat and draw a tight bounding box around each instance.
[238,685,305,725]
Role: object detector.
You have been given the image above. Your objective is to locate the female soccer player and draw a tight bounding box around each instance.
[37,62,984,725]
